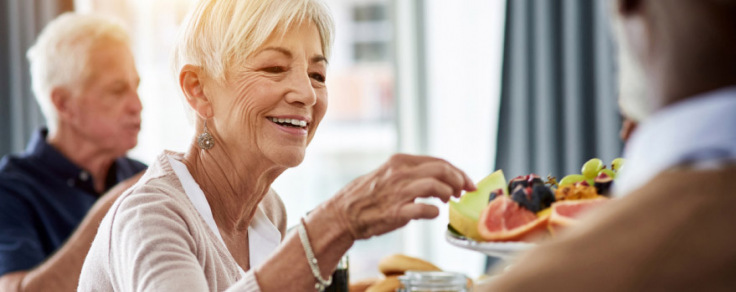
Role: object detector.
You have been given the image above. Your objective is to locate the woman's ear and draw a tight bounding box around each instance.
[179,64,213,119]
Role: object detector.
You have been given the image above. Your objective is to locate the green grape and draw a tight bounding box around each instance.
[611,158,626,172]
[581,158,604,179]
[597,168,616,179]
[559,174,586,187]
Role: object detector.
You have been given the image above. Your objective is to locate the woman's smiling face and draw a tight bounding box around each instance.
[207,20,327,168]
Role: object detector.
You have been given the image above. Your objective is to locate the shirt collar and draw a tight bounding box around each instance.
[24,128,118,195]
[26,128,87,181]
[615,86,736,196]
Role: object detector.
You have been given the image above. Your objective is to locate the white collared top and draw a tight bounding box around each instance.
[614,86,736,197]
[167,155,282,276]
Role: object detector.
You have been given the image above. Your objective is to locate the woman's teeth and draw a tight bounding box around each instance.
[268,117,307,127]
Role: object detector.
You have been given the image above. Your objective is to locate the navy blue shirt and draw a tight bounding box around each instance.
[0,128,146,276]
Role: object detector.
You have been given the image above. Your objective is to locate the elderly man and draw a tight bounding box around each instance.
[0,13,145,291]
[481,0,736,290]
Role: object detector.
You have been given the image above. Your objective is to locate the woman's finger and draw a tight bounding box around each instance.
[400,161,469,197]
[398,203,440,221]
[400,177,455,203]
[387,153,444,167]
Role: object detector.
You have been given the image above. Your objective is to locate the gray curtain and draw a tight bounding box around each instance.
[495,0,622,181]
[0,0,73,156]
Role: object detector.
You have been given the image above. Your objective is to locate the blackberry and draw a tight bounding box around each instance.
[532,185,555,210]
[488,188,504,202]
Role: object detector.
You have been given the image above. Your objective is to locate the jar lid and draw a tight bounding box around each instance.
[399,271,468,290]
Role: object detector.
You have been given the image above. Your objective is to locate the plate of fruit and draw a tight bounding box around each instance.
[446,158,624,258]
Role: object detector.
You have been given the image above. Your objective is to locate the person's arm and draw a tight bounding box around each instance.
[0,172,143,292]
[256,154,476,291]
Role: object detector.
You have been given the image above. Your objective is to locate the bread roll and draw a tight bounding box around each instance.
[349,277,380,292]
[377,254,441,276]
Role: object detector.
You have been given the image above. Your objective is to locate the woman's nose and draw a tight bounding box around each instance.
[285,71,317,106]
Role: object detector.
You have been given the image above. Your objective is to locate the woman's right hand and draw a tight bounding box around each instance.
[325,154,476,240]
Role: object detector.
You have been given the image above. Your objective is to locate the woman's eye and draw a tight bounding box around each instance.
[310,73,326,83]
[262,66,286,73]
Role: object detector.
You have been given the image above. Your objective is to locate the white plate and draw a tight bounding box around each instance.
[445,228,534,259]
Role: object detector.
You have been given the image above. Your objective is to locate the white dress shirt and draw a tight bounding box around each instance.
[614,86,736,197]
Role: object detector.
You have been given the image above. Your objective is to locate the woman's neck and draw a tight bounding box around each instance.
[182,143,284,234]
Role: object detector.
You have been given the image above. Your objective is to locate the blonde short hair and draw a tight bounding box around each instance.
[172,0,335,84]
[27,12,131,132]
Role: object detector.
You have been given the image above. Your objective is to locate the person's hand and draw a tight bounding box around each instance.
[326,154,476,240]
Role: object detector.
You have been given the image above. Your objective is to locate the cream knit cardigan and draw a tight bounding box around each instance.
[78,151,287,291]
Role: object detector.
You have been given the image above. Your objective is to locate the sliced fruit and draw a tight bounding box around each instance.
[536,207,552,218]
[449,170,507,240]
[594,172,614,196]
[549,197,608,235]
[478,196,549,242]
[555,184,598,201]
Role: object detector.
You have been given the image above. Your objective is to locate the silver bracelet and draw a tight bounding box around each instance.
[298,218,332,291]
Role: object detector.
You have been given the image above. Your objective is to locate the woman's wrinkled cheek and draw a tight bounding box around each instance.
[308,93,328,144]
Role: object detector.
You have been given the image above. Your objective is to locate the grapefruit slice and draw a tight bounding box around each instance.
[549,197,608,235]
[449,170,508,240]
[478,196,549,242]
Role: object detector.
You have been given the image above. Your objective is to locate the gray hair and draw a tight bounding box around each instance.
[172,0,335,84]
[27,12,131,132]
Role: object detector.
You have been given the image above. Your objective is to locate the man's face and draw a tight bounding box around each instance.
[612,1,651,122]
[65,41,142,156]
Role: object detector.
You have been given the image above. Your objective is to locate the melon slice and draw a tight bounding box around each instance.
[448,170,507,240]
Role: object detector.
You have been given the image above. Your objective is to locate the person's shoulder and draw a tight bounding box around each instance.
[109,158,194,223]
[117,172,188,211]
[642,164,736,196]
[117,155,148,173]
[0,154,43,199]
[0,152,35,178]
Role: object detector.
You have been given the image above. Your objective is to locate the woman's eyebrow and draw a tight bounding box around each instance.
[259,46,292,58]
[311,55,328,64]
[256,47,327,64]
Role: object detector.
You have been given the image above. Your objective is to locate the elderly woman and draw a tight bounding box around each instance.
[78,0,474,291]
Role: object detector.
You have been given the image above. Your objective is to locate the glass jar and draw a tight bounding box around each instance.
[398,271,471,292]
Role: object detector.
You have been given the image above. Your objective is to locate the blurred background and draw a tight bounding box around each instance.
[0,0,621,281]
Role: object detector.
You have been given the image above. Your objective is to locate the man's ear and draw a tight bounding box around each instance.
[50,87,73,120]
[618,0,642,15]
[179,64,213,119]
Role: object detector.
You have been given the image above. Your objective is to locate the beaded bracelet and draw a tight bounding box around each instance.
[298,218,332,291]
